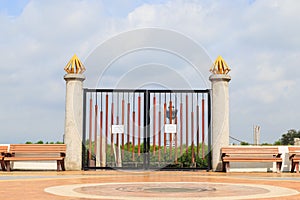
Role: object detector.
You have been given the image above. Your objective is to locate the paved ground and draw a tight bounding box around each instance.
[1,170,300,199]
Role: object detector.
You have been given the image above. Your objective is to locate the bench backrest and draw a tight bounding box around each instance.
[10,144,66,154]
[221,147,279,155]
[288,146,300,155]
[0,145,8,153]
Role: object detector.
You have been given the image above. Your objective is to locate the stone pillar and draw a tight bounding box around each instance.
[63,54,86,170]
[209,56,231,171]
[64,74,85,170]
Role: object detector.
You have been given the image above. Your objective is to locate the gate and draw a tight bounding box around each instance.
[82,89,211,170]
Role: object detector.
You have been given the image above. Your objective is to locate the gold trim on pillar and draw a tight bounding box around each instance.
[210,56,231,75]
[64,54,86,74]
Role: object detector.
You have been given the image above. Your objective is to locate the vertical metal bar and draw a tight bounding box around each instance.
[88,94,93,162]
[191,94,195,165]
[153,95,156,156]
[132,110,136,161]
[202,94,205,160]
[143,91,147,169]
[121,94,125,159]
[116,93,119,165]
[186,94,189,154]
[180,93,183,156]
[158,94,161,162]
[163,98,167,154]
[82,89,87,169]
[105,94,109,161]
[127,95,130,151]
[169,97,173,160]
[197,93,200,157]
[132,93,135,161]
[99,93,103,166]
[111,94,114,158]
[175,94,178,163]
[143,91,151,169]
[146,90,150,169]
[207,90,212,171]
[94,94,98,166]
[138,95,141,156]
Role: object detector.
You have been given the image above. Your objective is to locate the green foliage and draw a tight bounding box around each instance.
[278,129,300,145]
[240,141,249,145]
[85,140,209,168]
[24,140,63,144]
[261,143,272,146]
[273,140,282,145]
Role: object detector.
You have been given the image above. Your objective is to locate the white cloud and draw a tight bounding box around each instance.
[0,0,300,144]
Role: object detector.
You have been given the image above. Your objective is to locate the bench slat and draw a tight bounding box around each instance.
[5,157,64,161]
[221,147,279,155]
[10,144,66,153]
[223,157,282,162]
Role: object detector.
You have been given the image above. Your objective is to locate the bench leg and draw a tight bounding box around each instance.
[61,160,65,171]
[222,162,226,172]
[57,160,60,171]
[276,162,282,173]
[0,160,5,171]
[296,162,299,173]
[291,161,296,173]
[222,162,230,172]
[57,160,66,171]
[5,161,11,172]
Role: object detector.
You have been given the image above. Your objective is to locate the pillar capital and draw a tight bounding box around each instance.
[209,74,231,82]
[64,73,86,82]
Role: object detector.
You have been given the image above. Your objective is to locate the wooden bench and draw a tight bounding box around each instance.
[0,145,9,171]
[221,146,282,173]
[4,144,66,171]
[288,146,300,173]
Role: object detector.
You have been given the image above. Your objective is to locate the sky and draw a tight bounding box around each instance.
[0,0,299,144]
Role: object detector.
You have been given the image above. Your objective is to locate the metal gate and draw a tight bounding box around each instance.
[82,89,211,170]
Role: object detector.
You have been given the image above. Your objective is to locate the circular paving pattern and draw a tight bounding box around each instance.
[45,181,299,200]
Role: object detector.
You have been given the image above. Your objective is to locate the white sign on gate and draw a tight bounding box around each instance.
[164,124,177,133]
[112,125,124,133]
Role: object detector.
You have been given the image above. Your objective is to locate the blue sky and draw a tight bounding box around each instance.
[0,0,29,16]
[0,0,299,144]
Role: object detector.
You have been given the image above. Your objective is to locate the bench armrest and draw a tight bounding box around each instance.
[274,153,281,158]
[289,153,296,160]
[4,153,14,157]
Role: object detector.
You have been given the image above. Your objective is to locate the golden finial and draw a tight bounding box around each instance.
[210,56,231,75]
[64,54,86,74]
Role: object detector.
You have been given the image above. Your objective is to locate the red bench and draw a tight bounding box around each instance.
[221,146,282,173]
[4,144,66,171]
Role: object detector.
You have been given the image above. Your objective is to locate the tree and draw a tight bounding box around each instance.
[278,129,300,145]
[240,141,250,145]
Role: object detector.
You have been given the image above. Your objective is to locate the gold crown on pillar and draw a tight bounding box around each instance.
[64,54,86,74]
[210,55,231,75]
